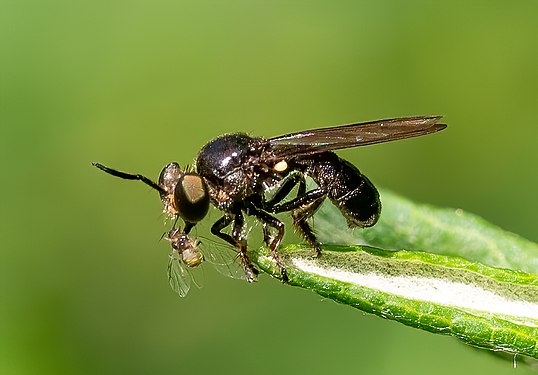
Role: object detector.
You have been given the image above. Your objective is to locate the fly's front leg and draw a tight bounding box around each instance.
[245,202,289,282]
[183,221,195,234]
[231,211,258,282]
[210,213,258,283]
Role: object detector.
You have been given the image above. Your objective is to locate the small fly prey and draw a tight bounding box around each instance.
[166,227,248,297]
[166,227,204,297]
[94,115,446,283]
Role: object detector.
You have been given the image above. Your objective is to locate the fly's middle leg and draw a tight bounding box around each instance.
[245,202,289,282]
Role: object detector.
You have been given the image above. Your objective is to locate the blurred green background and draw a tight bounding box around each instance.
[1,0,537,374]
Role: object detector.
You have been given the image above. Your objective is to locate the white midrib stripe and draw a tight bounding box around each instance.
[292,258,538,325]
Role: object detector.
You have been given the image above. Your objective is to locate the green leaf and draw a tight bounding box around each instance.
[315,189,538,274]
[250,190,538,359]
[253,245,538,359]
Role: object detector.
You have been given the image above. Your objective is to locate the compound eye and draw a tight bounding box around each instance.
[174,173,210,223]
[158,162,182,195]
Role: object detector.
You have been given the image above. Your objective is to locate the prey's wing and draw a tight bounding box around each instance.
[168,252,192,297]
[268,116,446,158]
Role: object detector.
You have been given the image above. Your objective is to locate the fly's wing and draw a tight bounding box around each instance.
[189,264,205,290]
[200,239,248,280]
[268,116,446,157]
[167,251,192,297]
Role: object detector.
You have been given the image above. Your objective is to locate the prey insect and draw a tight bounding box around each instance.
[94,115,446,283]
[166,226,250,297]
[166,227,204,297]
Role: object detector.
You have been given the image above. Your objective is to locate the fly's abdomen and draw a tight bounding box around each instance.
[299,152,381,228]
[330,158,380,227]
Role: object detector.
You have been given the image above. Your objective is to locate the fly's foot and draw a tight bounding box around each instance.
[240,254,259,283]
[312,243,322,258]
[279,265,289,283]
[271,253,289,283]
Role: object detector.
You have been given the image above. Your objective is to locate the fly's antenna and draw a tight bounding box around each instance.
[92,162,166,195]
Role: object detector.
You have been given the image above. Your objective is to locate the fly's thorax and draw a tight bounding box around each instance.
[195,133,267,186]
[195,133,270,206]
[167,228,189,249]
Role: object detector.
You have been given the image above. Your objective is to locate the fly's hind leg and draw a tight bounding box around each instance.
[265,172,304,207]
[291,196,325,257]
[210,212,258,283]
[293,177,323,257]
[267,185,326,257]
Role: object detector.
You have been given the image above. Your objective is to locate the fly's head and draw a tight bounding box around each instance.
[158,162,210,224]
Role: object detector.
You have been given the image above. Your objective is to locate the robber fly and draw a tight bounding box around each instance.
[94,115,446,283]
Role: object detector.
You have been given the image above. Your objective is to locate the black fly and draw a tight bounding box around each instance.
[94,116,446,283]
